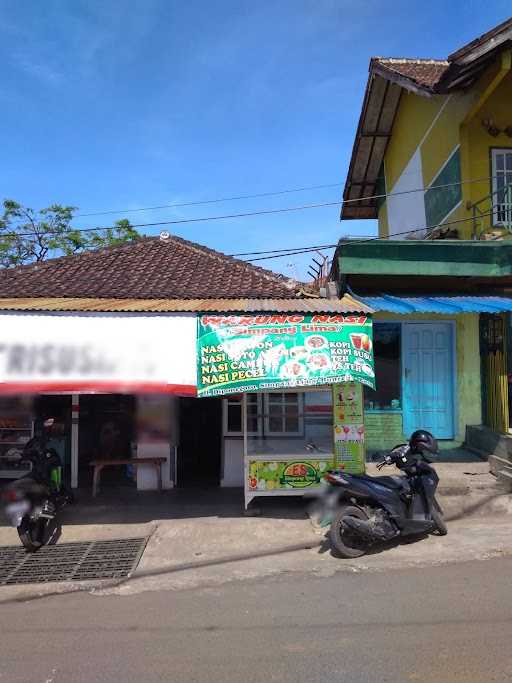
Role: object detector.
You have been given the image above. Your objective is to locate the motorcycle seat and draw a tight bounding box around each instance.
[369,475,407,490]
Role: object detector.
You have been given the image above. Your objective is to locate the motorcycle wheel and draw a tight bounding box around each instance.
[18,516,48,552]
[330,505,369,558]
[432,499,448,536]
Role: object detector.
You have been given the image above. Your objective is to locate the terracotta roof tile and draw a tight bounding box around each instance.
[0,235,298,300]
[374,58,449,90]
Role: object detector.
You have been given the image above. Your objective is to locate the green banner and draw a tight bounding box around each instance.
[197,313,374,397]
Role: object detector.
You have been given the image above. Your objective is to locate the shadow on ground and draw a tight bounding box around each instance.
[0,485,310,529]
[316,530,432,559]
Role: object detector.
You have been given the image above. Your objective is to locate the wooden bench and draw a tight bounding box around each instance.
[90,458,167,497]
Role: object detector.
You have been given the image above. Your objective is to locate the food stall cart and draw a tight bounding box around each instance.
[197,312,375,509]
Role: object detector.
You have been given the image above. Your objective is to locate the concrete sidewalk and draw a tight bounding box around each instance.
[0,463,510,603]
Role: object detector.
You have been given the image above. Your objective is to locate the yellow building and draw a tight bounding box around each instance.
[338,19,512,454]
[341,17,512,241]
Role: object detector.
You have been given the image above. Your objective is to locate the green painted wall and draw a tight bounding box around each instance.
[337,239,512,276]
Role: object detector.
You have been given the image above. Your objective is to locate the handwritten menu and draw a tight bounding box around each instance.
[364,412,404,451]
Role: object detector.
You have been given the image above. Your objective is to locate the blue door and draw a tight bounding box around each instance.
[402,323,455,439]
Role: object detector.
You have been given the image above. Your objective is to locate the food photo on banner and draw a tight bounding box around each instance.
[196,314,375,397]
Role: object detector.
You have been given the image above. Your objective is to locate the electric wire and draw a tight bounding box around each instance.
[241,210,495,262]
[0,174,500,239]
[74,182,342,217]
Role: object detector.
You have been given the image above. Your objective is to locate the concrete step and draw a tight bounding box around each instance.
[489,453,512,476]
[466,425,512,461]
[497,467,512,492]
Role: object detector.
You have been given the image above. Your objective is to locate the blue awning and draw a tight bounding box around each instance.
[356,294,512,315]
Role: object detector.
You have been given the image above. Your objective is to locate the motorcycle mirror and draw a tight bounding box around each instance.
[43,418,55,428]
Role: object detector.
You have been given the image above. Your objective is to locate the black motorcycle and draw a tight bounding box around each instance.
[320,430,447,558]
[1,418,73,552]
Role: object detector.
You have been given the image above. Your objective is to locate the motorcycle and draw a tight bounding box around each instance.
[1,418,73,552]
[319,430,447,558]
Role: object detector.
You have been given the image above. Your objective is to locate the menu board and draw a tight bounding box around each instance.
[332,382,365,474]
[364,412,404,451]
[197,314,374,397]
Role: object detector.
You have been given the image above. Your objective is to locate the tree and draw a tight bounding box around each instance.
[0,200,141,267]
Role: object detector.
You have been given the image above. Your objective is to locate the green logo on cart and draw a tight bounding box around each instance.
[280,462,319,488]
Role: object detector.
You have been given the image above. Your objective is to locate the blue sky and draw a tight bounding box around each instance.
[1,1,510,278]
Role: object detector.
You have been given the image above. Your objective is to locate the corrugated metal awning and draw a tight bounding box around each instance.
[0,295,372,314]
[357,294,512,314]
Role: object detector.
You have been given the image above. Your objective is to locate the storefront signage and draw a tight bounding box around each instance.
[0,312,197,394]
[247,459,333,492]
[332,382,366,474]
[197,314,374,397]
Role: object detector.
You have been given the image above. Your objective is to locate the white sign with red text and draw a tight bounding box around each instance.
[0,311,197,394]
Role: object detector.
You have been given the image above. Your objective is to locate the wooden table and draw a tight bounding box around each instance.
[90,458,167,497]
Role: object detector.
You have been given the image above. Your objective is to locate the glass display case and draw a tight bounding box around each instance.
[0,408,34,479]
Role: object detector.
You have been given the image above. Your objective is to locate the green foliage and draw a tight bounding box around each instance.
[0,200,140,267]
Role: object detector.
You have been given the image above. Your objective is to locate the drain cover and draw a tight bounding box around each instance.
[0,537,148,586]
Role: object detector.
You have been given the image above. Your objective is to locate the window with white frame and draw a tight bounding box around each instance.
[264,393,304,436]
[223,393,261,436]
[223,392,303,437]
[492,148,512,225]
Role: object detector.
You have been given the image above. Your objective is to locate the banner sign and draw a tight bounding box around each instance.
[247,459,333,492]
[197,314,374,397]
[332,382,366,474]
[0,312,197,394]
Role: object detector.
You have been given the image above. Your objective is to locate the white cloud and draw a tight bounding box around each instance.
[13,53,64,86]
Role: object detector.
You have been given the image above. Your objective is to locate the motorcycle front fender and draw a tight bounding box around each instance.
[5,501,31,528]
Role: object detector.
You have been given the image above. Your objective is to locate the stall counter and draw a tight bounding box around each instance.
[244,453,334,509]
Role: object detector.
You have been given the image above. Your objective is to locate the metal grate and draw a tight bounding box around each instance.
[0,537,148,586]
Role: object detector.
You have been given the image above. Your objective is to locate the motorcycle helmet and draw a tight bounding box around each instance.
[409,430,438,454]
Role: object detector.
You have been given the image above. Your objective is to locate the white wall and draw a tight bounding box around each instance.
[136,395,177,490]
[0,311,197,392]
[222,439,244,487]
[387,149,427,239]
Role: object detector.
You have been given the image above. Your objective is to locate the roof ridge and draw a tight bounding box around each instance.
[375,57,449,65]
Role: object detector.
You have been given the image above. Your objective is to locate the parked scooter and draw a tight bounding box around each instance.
[1,418,73,552]
[320,430,447,558]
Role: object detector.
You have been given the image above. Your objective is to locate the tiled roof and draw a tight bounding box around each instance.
[0,235,298,300]
[374,58,449,91]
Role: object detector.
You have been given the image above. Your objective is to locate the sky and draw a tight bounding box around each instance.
[1,1,511,279]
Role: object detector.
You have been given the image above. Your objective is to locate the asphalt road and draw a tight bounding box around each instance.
[1,557,511,683]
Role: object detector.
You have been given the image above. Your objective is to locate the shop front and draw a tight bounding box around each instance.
[334,238,512,445]
[0,306,375,501]
[196,312,374,507]
[0,232,374,500]
[0,311,196,491]
[360,312,482,452]
[363,317,463,452]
